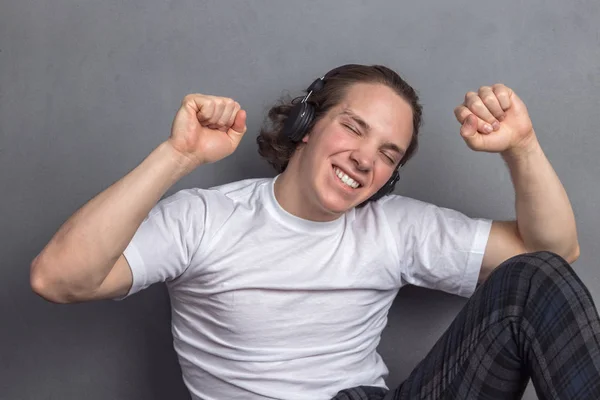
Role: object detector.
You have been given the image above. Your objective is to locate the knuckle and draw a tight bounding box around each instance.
[465,92,480,105]
[497,91,510,101]
[456,107,468,118]
[207,102,219,114]
[468,98,482,109]
[483,94,496,104]
[202,105,215,118]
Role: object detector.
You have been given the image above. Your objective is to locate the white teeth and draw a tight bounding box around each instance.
[334,167,360,189]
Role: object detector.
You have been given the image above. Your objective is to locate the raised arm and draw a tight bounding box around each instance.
[30,94,247,303]
[454,84,579,282]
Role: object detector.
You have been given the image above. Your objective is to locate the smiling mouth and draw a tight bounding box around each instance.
[332,166,361,189]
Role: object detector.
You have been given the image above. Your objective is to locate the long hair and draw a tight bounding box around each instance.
[257,63,423,177]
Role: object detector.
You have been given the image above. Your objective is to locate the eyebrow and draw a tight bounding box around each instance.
[340,108,406,156]
[341,109,371,132]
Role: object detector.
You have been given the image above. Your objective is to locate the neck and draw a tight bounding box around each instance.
[273,166,341,223]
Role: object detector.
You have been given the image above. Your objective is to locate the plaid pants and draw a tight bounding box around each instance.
[332,251,600,400]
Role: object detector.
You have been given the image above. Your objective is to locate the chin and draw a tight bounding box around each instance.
[322,200,351,215]
[316,190,364,215]
[311,166,374,214]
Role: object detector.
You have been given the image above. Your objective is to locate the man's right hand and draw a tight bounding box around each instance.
[168,94,247,169]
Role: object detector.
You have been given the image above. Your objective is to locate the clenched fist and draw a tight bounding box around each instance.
[168,94,247,168]
[454,84,537,154]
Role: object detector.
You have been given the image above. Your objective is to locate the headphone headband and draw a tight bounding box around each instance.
[302,64,364,104]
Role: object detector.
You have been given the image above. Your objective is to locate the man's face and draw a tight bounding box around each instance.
[296,82,415,216]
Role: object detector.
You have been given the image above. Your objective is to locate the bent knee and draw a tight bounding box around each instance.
[515,251,574,278]
[489,251,578,288]
[473,252,588,318]
[487,250,587,300]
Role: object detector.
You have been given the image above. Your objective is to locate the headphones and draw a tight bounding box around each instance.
[281,66,401,202]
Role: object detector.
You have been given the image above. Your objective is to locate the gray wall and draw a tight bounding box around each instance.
[2,1,599,399]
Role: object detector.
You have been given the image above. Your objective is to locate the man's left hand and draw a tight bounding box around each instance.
[454,84,536,154]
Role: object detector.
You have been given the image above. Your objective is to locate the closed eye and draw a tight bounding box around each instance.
[382,152,396,164]
[343,123,361,135]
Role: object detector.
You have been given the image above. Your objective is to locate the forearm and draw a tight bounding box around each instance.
[502,132,579,260]
[31,141,193,294]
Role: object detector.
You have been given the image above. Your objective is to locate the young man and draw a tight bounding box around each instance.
[31,64,600,400]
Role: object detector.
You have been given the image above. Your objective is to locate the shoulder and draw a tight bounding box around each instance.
[164,177,272,205]
[207,176,273,202]
[352,193,487,239]
[358,194,492,247]
[145,177,274,251]
[150,177,272,223]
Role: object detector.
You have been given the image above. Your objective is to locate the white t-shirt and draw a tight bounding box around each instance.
[119,176,492,400]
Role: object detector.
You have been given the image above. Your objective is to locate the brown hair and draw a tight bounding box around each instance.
[256,64,423,173]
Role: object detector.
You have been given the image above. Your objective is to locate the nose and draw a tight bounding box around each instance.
[350,147,376,172]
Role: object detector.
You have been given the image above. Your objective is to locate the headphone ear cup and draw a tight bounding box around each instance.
[282,102,315,142]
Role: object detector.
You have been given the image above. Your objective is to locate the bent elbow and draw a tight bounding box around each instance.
[566,243,581,264]
[30,256,72,304]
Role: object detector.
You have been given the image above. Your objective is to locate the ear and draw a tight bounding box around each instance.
[301,133,310,143]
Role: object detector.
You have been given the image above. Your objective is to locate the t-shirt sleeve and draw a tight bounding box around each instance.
[380,195,492,298]
[116,189,209,300]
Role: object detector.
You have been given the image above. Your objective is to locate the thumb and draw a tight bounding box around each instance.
[460,114,478,138]
[227,109,247,144]
[460,114,485,151]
